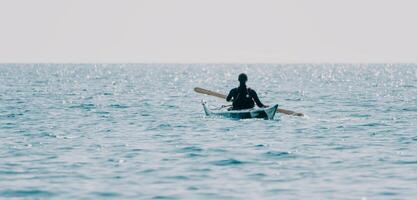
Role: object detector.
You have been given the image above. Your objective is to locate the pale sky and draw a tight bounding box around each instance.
[0,0,416,63]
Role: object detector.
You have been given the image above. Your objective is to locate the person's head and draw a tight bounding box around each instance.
[238,73,248,85]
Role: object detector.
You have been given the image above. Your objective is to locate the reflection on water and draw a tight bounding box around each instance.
[0,64,416,199]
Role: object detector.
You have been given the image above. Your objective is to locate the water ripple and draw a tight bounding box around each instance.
[1,64,416,199]
[0,189,55,198]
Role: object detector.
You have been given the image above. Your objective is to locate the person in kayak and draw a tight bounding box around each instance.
[226,73,267,110]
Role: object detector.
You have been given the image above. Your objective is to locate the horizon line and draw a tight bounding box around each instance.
[0,62,416,65]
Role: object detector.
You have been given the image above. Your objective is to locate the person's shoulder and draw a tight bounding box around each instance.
[248,87,257,93]
[230,88,238,92]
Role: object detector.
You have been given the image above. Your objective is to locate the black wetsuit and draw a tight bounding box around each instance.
[226,86,265,110]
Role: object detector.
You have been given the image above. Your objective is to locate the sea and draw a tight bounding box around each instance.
[0,64,416,199]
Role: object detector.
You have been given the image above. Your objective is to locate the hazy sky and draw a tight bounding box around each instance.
[1,0,416,63]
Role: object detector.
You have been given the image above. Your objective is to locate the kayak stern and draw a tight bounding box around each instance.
[202,103,278,120]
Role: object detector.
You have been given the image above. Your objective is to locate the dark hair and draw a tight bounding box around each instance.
[238,73,248,84]
[237,73,248,96]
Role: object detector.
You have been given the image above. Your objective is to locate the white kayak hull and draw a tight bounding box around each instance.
[202,103,278,120]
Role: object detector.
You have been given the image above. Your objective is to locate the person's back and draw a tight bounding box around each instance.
[226,73,266,110]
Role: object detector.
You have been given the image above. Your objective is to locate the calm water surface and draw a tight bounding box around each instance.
[0,64,416,199]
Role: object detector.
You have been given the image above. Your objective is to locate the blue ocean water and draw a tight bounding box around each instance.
[0,64,416,199]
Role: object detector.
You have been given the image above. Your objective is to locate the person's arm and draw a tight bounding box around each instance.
[250,89,266,107]
[226,89,235,102]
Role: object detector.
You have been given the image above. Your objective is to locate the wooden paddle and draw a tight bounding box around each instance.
[194,87,304,117]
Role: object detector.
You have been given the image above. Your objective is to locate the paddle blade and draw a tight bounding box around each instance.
[194,87,227,99]
[277,108,304,117]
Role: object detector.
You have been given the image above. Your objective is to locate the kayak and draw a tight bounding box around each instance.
[202,102,278,120]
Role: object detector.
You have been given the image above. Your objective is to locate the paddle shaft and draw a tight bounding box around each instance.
[194,87,304,117]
